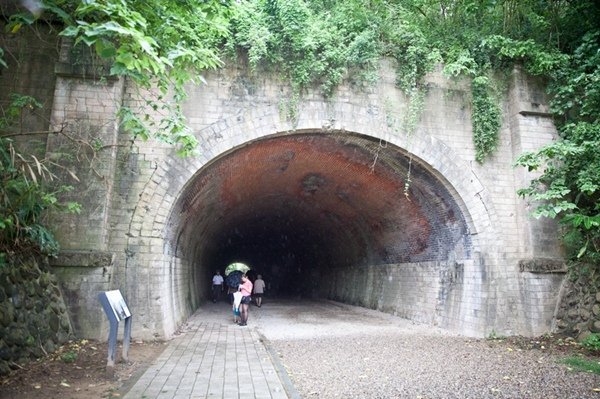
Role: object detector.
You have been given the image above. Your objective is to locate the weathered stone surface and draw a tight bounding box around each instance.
[556,319,568,329]
[518,258,567,273]
[0,339,10,359]
[555,273,600,339]
[59,314,70,330]
[0,305,13,327]
[580,309,591,321]
[39,273,51,288]
[567,308,579,320]
[44,339,56,354]
[48,250,114,268]
[589,320,600,333]
[573,322,588,336]
[4,326,26,346]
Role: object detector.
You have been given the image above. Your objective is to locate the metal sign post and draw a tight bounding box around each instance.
[98,290,132,368]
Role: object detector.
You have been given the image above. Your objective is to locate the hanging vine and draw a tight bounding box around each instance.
[471,76,502,163]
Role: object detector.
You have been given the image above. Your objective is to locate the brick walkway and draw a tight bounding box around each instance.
[123,315,291,399]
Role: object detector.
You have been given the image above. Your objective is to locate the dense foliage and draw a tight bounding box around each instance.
[0,95,80,265]
[516,30,600,265]
[229,0,600,265]
[0,0,599,265]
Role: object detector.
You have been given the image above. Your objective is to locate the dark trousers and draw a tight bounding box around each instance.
[212,285,222,302]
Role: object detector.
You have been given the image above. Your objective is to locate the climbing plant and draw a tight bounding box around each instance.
[471,76,501,163]
[1,0,592,159]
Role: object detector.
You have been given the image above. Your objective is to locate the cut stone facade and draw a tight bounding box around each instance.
[1,35,567,341]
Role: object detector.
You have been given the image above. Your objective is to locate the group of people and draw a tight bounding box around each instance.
[211,271,266,326]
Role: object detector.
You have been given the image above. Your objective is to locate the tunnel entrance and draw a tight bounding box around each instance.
[166,131,472,309]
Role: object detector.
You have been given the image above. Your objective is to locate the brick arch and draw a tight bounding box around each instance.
[120,104,502,338]
[132,107,499,258]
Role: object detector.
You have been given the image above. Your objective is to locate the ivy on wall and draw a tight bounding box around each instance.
[471,76,501,163]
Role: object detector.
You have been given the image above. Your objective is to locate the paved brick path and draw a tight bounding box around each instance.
[123,314,291,399]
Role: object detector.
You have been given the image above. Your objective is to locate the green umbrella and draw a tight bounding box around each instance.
[225,262,251,276]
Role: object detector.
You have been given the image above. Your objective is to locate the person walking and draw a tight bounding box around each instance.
[212,270,224,303]
[253,274,266,307]
[238,274,253,326]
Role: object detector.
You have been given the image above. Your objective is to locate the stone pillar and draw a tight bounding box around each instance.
[47,41,124,251]
[508,65,566,335]
[46,40,124,338]
[508,65,562,258]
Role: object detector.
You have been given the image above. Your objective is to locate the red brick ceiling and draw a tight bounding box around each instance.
[168,132,470,294]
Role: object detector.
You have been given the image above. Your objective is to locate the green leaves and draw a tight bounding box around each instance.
[550,32,600,123]
[0,92,82,261]
[0,135,81,260]
[515,123,600,264]
[30,0,232,155]
[471,76,501,163]
[3,0,599,267]
[483,35,568,75]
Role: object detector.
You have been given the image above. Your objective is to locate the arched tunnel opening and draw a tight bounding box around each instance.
[166,131,472,309]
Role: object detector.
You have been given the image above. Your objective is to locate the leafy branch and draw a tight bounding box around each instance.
[5,0,233,157]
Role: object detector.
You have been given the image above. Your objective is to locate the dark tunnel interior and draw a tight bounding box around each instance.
[166,131,471,299]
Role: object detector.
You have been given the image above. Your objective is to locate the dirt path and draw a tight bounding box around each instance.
[0,339,166,399]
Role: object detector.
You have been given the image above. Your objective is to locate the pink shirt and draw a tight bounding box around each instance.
[240,280,253,296]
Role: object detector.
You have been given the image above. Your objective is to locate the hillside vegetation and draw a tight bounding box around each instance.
[0,0,598,269]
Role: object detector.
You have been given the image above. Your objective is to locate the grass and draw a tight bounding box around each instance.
[560,356,600,374]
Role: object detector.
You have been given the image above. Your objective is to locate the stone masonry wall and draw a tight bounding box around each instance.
[0,22,58,154]
[555,271,600,340]
[0,257,73,375]
[0,13,578,361]
[88,61,565,339]
[0,24,74,375]
[327,261,468,327]
[0,30,567,340]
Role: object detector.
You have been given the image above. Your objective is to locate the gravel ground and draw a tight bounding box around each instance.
[247,299,600,399]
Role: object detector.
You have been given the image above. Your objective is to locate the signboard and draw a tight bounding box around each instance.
[104,290,132,321]
[98,289,132,367]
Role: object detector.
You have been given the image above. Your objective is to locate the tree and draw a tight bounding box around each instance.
[1,0,234,263]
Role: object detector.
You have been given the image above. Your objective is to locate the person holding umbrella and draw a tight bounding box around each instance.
[224,262,251,303]
[238,274,253,326]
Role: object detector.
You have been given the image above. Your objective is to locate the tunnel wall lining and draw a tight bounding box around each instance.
[115,126,499,339]
[324,259,506,336]
[43,60,564,339]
